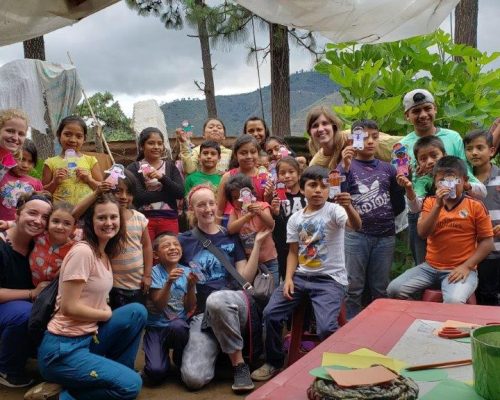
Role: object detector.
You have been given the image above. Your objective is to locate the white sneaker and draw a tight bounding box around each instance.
[250,363,281,381]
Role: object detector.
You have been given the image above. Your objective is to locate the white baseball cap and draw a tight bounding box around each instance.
[403,89,435,112]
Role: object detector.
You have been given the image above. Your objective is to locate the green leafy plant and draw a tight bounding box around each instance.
[316,30,500,136]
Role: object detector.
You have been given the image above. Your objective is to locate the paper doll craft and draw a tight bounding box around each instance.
[0,147,16,169]
[328,169,345,199]
[104,164,126,188]
[189,261,206,283]
[391,143,410,176]
[275,181,287,201]
[269,161,278,183]
[279,145,290,159]
[438,174,460,199]
[138,162,162,191]
[239,187,256,213]
[258,166,270,186]
[64,149,79,176]
[350,127,368,150]
[181,120,193,133]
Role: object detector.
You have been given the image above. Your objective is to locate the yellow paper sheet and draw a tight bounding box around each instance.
[322,348,407,372]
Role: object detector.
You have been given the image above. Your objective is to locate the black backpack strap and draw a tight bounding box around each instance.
[191,227,253,292]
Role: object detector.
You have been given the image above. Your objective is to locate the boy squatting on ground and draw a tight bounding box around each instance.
[387,156,494,303]
[251,166,362,381]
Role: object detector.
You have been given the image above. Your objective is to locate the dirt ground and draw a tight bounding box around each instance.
[0,347,266,400]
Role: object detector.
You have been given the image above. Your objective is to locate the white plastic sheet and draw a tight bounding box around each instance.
[234,0,460,43]
[0,0,119,46]
[0,59,82,134]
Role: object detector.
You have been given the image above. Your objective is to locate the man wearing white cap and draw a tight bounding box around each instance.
[399,89,485,265]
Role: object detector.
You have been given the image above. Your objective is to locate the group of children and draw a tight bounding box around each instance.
[0,86,499,395]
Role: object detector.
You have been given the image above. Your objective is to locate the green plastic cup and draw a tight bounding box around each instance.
[471,325,500,400]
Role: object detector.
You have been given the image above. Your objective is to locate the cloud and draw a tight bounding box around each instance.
[0,0,498,117]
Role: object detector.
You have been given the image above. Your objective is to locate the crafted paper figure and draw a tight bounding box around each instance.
[189,261,205,283]
[0,147,17,169]
[138,162,162,191]
[279,145,290,159]
[181,120,193,133]
[350,127,368,150]
[104,164,126,188]
[328,169,345,199]
[258,166,270,186]
[239,187,256,213]
[391,143,410,176]
[269,161,278,183]
[275,181,287,201]
[64,149,79,176]
[439,174,460,199]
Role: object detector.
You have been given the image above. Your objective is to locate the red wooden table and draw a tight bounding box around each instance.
[247,298,500,400]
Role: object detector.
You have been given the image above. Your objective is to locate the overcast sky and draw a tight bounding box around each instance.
[0,0,498,117]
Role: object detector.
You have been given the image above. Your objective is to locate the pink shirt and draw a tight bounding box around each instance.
[48,242,113,337]
[231,201,277,263]
[0,171,43,220]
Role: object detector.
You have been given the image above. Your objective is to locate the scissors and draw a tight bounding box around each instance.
[438,327,471,339]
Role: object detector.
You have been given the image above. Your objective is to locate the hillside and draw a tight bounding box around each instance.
[161,70,339,137]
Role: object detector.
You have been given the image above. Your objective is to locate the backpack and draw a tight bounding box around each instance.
[27,278,59,349]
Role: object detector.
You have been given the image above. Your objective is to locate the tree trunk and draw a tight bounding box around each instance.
[269,23,290,138]
[454,0,478,48]
[196,0,217,118]
[31,129,55,160]
[23,36,46,60]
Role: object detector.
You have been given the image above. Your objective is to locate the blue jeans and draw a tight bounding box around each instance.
[38,303,147,400]
[262,258,280,288]
[344,231,396,320]
[387,262,478,303]
[263,274,346,368]
[0,300,32,378]
[407,212,427,265]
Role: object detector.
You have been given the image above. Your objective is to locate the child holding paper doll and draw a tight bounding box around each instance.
[42,116,102,205]
[338,120,405,319]
[226,173,279,286]
[270,157,307,280]
[387,156,494,304]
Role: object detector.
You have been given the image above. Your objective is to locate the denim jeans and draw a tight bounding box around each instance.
[262,258,280,288]
[407,212,427,265]
[344,231,396,320]
[0,300,32,378]
[38,303,147,400]
[387,262,478,303]
[263,274,346,368]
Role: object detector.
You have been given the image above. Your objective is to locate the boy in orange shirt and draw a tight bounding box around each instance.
[387,156,494,303]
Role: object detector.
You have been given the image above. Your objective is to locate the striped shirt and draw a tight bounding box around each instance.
[482,164,500,259]
[111,209,148,289]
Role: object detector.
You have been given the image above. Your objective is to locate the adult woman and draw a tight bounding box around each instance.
[127,127,184,239]
[243,116,270,149]
[179,184,270,393]
[307,107,400,168]
[28,194,147,400]
[0,192,52,388]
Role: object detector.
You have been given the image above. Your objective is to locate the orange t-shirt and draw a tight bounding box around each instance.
[48,242,113,337]
[422,195,494,270]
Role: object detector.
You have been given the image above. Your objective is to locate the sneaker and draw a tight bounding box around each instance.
[250,363,281,382]
[24,382,61,400]
[0,371,34,388]
[232,363,255,393]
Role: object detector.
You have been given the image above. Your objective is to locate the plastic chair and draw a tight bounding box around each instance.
[286,298,347,367]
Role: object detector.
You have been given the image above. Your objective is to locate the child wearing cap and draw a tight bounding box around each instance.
[399,89,486,265]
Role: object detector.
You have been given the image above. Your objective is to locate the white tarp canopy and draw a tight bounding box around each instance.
[0,0,119,46]
[234,0,461,43]
[0,59,82,134]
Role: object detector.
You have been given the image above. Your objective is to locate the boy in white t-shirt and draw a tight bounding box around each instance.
[251,166,361,381]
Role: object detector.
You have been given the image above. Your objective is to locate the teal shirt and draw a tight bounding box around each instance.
[184,170,222,196]
[400,127,479,184]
